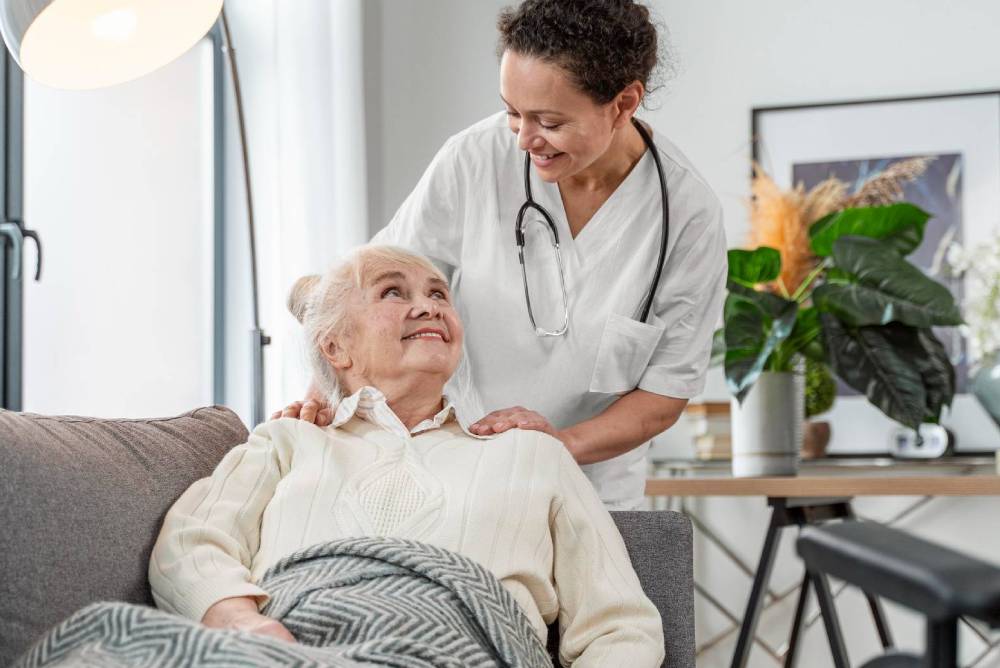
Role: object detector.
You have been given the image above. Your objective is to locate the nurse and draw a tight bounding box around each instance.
[281,0,727,510]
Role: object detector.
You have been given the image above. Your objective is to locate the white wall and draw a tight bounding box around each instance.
[364,0,509,234]
[366,1,1000,666]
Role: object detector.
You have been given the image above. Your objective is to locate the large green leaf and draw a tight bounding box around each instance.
[809,204,930,257]
[813,236,962,327]
[875,325,956,421]
[821,314,927,430]
[824,267,856,284]
[728,281,793,318]
[917,332,956,420]
[724,292,798,402]
[914,329,955,420]
[728,247,781,288]
[710,328,726,367]
[782,306,826,364]
[769,307,825,371]
[723,297,767,399]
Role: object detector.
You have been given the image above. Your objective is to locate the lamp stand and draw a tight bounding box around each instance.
[219,8,269,427]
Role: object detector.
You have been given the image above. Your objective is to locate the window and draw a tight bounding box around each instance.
[19,34,223,418]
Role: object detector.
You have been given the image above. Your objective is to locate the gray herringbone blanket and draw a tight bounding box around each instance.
[14,537,552,668]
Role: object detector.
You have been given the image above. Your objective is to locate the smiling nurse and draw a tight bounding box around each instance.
[279,0,727,511]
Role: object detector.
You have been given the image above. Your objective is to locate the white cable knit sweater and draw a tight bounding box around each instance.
[149,395,665,667]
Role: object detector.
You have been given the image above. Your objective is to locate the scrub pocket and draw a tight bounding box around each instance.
[589,313,666,395]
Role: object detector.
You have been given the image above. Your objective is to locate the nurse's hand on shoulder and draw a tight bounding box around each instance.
[269,380,333,425]
[269,399,333,426]
[470,406,560,439]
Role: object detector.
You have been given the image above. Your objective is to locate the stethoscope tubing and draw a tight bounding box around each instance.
[516,116,670,331]
[632,119,670,324]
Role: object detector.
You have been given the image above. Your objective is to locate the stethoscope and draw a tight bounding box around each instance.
[514,116,670,337]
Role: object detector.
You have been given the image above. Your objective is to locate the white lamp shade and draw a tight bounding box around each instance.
[0,0,222,90]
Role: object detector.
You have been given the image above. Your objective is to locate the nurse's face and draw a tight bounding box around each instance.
[327,261,463,394]
[499,50,636,183]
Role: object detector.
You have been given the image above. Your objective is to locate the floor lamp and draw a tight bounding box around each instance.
[0,0,270,425]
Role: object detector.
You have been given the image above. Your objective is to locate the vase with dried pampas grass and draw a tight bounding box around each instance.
[721,157,956,473]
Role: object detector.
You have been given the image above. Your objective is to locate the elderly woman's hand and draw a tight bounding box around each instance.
[470,406,560,439]
[202,596,296,643]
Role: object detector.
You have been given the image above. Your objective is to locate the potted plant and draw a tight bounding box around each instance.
[716,202,961,476]
[802,358,835,459]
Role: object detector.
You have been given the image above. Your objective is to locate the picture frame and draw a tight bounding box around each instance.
[750,91,1000,454]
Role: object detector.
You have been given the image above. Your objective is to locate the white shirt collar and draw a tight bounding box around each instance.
[331,386,490,440]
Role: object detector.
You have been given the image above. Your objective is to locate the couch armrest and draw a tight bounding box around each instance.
[545,511,694,668]
[797,522,1000,626]
[612,511,695,668]
[0,405,249,667]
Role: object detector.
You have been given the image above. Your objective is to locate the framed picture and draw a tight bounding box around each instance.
[751,91,1000,453]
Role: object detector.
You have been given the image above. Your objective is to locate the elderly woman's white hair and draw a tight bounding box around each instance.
[288,245,483,424]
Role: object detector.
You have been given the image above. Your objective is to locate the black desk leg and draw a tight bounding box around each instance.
[811,570,850,668]
[845,508,894,650]
[784,572,811,668]
[731,510,783,668]
[866,593,894,649]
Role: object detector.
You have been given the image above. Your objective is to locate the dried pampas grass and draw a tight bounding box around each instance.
[748,156,932,295]
[844,157,933,207]
[749,165,823,294]
[800,177,847,228]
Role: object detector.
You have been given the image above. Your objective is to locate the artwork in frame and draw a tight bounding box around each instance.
[751,91,1000,453]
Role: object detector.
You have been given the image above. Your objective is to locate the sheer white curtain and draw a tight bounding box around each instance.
[224,0,369,426]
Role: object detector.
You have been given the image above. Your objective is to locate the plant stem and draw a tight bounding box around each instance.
[776,277,791,299]
[792,258,832,303]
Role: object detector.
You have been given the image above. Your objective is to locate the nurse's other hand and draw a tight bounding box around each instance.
[470,406,559,438]
[269,399,333,426]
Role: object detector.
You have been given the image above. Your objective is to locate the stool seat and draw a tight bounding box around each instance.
[798,522,1000,627]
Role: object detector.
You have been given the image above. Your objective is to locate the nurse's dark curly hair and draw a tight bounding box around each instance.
[496,0,668,105]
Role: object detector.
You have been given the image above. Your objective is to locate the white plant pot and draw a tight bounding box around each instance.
[731,371,804,478]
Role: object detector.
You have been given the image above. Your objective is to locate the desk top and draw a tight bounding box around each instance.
[644,474,1000,497]
[652,455,996,473]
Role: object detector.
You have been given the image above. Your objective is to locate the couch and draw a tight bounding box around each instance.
[0,406,695,667]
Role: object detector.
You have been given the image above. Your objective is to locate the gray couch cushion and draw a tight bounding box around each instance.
[0,406,248,666]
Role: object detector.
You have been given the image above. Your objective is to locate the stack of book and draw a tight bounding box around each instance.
[685,402,731,460]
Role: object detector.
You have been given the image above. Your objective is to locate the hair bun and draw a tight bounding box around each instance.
[287,274,321,323]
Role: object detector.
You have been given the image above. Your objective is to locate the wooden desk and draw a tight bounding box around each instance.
[643,458,1000,668]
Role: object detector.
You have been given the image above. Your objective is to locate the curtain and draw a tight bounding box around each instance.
[224,0,369,426]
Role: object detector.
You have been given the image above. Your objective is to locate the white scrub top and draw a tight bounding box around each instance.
[372,112,727,510]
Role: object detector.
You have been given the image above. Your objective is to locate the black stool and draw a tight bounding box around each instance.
[731,497,894,668]
[797,521,1000,667]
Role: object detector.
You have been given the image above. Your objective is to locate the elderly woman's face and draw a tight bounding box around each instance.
[332,261,463,391]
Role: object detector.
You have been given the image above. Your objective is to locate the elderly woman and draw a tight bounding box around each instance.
[149,245,664,665]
